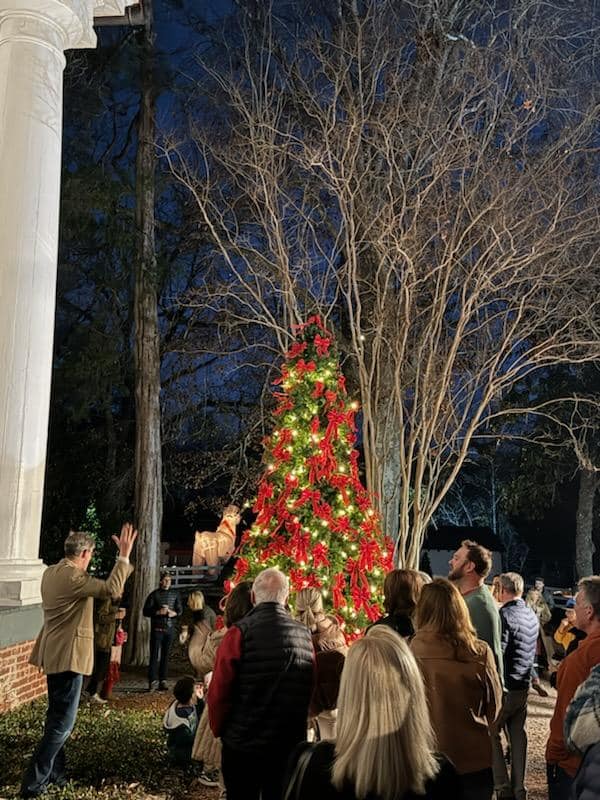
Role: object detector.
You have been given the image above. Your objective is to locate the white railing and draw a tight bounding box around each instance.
[161,564,225,591]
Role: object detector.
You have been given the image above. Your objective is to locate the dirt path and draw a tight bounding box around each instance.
[524,684,555,800]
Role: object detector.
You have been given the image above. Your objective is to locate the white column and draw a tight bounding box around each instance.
[0,1,98,605]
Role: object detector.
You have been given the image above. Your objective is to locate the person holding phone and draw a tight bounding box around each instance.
[143,571,183,691]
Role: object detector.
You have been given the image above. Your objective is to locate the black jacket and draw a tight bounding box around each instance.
[143,587,183,630]
[571,742,600,800]
[285,741,460,800]
[370,613,414,638]
[499,598,539,691]
[223,602,314,753]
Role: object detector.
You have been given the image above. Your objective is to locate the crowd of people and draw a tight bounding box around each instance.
[18,528,600,800]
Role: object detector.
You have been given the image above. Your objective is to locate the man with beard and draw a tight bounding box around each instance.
[449,539,504,686]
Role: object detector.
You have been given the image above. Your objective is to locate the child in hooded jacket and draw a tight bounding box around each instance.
[163,676,204,768]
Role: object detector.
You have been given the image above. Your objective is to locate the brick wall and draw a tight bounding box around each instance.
[0,640,46,713]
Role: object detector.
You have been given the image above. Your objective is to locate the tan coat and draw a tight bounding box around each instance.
[186,621,214,678]
[191,626,227,766]
[411,630,502,775]
[30,557,133,676]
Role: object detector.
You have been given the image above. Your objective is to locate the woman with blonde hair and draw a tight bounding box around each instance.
[411,578,502,800]
[295,588,348,740]
[179,590,217,678]
[284,626,459,799]
[295,587,326,632]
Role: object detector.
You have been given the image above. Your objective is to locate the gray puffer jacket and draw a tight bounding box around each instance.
[499,598,539,690]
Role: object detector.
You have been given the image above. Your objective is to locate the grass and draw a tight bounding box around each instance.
[0,698,202,800]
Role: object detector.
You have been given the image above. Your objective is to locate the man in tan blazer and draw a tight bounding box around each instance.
[20,524,137,798]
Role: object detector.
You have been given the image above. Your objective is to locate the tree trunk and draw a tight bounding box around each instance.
[575,467,598,580]
[126,0,163,666]
[372,397,401,553]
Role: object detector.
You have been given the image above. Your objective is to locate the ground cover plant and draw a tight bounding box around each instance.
[0,696,210,800]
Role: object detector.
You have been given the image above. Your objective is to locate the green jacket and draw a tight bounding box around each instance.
[464,584,505,687]
[94,598,119,652]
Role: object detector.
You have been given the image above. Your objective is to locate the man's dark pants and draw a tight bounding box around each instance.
[20,671,83,797]
[546,762,574,800]
[148,626,174,685]
[222,742,295,800]
[491,688,529,799]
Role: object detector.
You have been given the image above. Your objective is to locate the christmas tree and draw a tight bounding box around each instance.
[231,316,394,635]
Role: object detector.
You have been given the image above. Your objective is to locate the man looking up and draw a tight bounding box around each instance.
[449,539,504,685]
[208,568,314,800]
[546,576,600,800]
[491,572,539,800]
[20,523,137,798]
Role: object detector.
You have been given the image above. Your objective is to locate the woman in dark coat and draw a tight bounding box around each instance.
[370,569,427,638]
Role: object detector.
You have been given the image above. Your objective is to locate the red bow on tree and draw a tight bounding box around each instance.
[358,539,381,571]
[287,341,307,359]
[312,542,330,568]
[295,359,316,376]
[314,334,331,356]
[332,573,346,609]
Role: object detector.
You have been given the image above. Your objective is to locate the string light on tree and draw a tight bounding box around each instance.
[229,316,393,634]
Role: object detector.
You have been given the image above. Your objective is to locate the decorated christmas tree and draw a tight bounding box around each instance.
[231,316,394,635]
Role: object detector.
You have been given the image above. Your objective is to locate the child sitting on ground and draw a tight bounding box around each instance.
[163,676,204,768]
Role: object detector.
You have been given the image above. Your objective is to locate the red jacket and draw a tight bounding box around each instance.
[208,625,243,737]
[546,628,600,776]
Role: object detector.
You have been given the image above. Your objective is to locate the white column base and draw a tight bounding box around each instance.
[0,560,46,606]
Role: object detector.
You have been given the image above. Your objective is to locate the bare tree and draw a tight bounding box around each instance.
[165,0,600,567]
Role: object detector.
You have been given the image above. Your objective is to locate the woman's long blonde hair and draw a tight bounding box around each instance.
[415,578,480,657]
[294,587,325,632]
[333,626,439,800]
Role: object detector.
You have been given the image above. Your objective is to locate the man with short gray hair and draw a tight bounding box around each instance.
[209,568,314,800]
[546,576,600,800]
[491,572,539,800]
[252,565,290,604]
[20,524,137,798]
